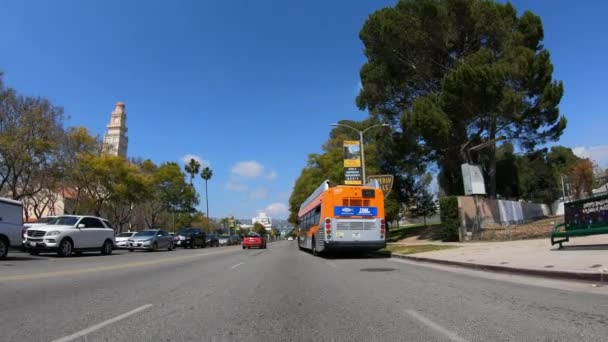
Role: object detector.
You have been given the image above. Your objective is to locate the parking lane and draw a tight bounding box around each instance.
[0,245,240,279]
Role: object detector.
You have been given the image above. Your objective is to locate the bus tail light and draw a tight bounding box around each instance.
[380,218,385,239]
[325,218,332,238]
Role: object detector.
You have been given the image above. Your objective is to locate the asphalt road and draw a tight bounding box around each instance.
[2,242,608,341]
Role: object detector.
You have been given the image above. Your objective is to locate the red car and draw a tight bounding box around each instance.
[242,233,266,249]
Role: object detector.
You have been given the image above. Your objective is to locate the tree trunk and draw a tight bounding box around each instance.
[205,180,209,229]
[423,215,427,227]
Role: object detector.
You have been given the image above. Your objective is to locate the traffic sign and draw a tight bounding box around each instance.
[366,174,394,197]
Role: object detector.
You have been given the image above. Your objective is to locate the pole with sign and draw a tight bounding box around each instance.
[343,140,362,185]
[461,163,486,238]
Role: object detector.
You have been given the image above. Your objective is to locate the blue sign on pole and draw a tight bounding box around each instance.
[334,206,378,217]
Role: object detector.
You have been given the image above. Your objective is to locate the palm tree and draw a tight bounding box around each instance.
[201,166,213,228]
[184,158,201,185]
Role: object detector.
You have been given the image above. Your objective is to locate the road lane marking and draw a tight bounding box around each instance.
[405,309,467,342]
[231,262,244,269]
[1,249,235,281]
[52,304,153,342]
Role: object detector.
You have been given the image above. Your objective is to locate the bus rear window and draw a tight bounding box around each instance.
[362,189,375,198]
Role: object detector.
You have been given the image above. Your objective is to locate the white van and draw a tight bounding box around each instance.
[0,197,24,259]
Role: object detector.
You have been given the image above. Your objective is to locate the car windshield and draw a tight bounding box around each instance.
[49,216,79,226]
[117,233,133,238]
[37,217,55,224]
[133,231,157,237]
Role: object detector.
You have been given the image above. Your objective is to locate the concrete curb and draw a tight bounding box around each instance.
[385,252,607,283]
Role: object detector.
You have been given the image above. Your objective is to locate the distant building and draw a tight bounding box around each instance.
[252,212,272,231]
[102,102,128,158]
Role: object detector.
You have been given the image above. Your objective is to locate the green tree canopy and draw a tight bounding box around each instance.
[253,222,267,235]
[357,0,566,197]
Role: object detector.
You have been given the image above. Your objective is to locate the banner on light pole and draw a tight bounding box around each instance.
[343,140,362,185]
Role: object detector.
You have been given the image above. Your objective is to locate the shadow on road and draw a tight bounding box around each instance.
[318,251,392,260]
[1,256,49,261]
[555,244,608,251]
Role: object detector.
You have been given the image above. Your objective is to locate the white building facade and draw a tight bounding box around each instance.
[252,212,272,231]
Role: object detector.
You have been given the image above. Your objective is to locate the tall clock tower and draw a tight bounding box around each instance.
[102,102,128,158]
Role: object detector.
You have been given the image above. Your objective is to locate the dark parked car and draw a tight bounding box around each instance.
[206,233,220,247]
[175,228,206,248]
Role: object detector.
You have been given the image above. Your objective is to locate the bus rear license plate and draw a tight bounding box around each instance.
[352,232,360,239]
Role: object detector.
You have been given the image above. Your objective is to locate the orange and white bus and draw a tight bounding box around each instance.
[297,180,386,255]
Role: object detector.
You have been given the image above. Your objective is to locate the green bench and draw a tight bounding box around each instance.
[551,194,608,248]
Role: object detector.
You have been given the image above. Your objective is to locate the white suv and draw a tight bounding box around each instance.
[24,215,115,257]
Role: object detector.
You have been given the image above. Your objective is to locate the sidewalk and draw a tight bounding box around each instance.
[388,235,608,282]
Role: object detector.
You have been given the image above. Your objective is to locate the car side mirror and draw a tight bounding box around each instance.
[77,224,85,228]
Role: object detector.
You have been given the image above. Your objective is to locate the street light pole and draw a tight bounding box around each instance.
[331,123,390,185]
[359,130,366,183]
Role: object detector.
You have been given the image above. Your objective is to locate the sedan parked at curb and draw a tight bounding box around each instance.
[206,233,220,247]
[243,233,266,249]
[175,227,206,248]
[128,230,174,251]
[218,234,233,246]
[115,232,136,249]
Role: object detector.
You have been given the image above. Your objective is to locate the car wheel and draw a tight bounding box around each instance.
[101,240,113,255]
[152,242,158,251]
[168,242,174,251]
[0,239,8,259]
[57,239,73,257]
[242,245,246,249]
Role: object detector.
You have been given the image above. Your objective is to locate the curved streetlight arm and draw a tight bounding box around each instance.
[362,123,390,134]
[331,122,390,185]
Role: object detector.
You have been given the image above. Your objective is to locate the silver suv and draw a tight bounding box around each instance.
[24,215,115,257]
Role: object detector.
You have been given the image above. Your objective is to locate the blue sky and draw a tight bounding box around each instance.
[1,0,607,219]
